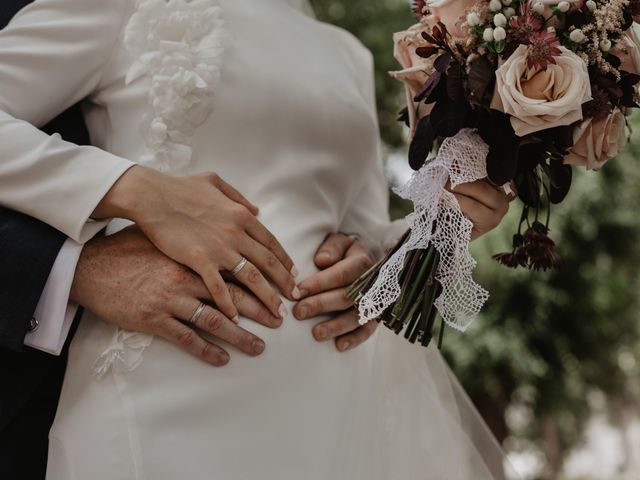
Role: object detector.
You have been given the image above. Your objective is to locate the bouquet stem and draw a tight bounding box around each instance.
[348,231,445,348]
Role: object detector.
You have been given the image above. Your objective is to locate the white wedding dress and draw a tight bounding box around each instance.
[0,0,516,478]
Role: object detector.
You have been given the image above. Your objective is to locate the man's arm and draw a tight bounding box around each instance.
[0,207,66,351]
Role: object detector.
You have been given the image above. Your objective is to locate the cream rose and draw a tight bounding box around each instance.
[491,44,591,136]
[565,109,627,170]
[614,26,640,75]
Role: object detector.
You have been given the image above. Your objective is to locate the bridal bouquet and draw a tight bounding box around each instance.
[348,0,640,346]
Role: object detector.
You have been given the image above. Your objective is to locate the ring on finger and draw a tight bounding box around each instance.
[230,257,248,276]
[188,302,207,325]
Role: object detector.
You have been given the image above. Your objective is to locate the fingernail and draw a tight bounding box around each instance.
[231,315,240,324]
[315,326,328,341]
[297,304,309,319]
[219,352,230,364]
[291,266,299,277]
[252,339,265,355]
[339,341,351,352]
[298,288,309,299]
[278,304,288,318]
[292,286,301,300]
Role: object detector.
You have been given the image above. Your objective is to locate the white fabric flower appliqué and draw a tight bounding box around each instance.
[123,0,226,172]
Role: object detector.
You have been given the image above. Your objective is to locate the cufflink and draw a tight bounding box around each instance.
[28,317,39,332]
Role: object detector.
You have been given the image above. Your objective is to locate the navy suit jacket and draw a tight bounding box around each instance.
[0,1,91,477]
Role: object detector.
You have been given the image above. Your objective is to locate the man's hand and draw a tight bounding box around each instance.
[293,233,377,352]
[70,227,282,366]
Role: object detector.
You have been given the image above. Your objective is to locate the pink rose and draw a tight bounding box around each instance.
[426,0,476,36]
[390,22,438,137]
[390,23,435,97]
[614,27,640,75]
[565,109,627,170]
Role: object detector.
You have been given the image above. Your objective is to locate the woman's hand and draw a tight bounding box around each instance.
[449,179,511,240]
[294,233,378,352]
[92,165,298,322]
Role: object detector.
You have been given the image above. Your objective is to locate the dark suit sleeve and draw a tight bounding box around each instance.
[0,208,66,351]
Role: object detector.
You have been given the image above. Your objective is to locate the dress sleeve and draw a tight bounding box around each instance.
[338,40,407,259]
[0,0,136,243]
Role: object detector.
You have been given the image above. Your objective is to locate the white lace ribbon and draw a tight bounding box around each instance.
[357,128,490,331]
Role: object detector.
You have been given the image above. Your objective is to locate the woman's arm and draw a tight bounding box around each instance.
[0,0,135,242]
[0,0,298,321]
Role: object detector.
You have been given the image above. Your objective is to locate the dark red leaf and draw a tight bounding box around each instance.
[434,52,452,73]
[414,71,442,102]
[467,55,495,106]
[409,115,435,170]
[549,160,572,204]
[416,46,440,58]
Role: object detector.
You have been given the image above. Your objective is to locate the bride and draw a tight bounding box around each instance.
[0,0,516,478]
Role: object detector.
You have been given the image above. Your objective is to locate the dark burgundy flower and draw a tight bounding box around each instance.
[526,32,562,70]
[493,250,529,268]
[508,13,543,47]
[413,0,427,18]
[582,85,613,121]
[629,0,640,23]
[521,222,561,271]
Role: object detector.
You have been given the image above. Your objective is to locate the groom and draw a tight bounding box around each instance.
[0,2,378,479]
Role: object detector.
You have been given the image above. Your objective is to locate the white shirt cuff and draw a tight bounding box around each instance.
[24,238,83,355]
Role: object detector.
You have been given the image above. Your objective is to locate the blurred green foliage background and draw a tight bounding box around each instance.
[310,0,640,477]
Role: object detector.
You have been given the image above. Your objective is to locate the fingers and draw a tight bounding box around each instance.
[155,318,231,366]
[453,193,500,240]
[239,237,298,301]
[293,288,353,320]
[314,233,355,269]
[245,216,296,275]
[310,309,378,352]
[207,172,259,215]
[201,268,239,322]
[174,300,266,357]
[228,255,287,319]
[227,283,283,329]
[450,179,509,213]
[335,318,378,352]
[297,245,374,298]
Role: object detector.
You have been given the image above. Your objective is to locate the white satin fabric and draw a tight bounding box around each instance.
[0,0,513,478]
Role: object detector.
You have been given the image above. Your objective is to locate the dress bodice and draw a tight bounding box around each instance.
[85,0,387,263]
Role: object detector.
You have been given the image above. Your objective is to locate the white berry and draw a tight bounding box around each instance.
[494,13,508,26]
[504,7,516,18]
[569,28,585,43]
[493,26,507,41]
[586,0,597,10]
[483,27,495,42]
[489,0,503,12]
[533,2,545,14]
[600,38,612,51]
[467,12,481,26]
[557,1,571,12]
[502,0,513,5]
